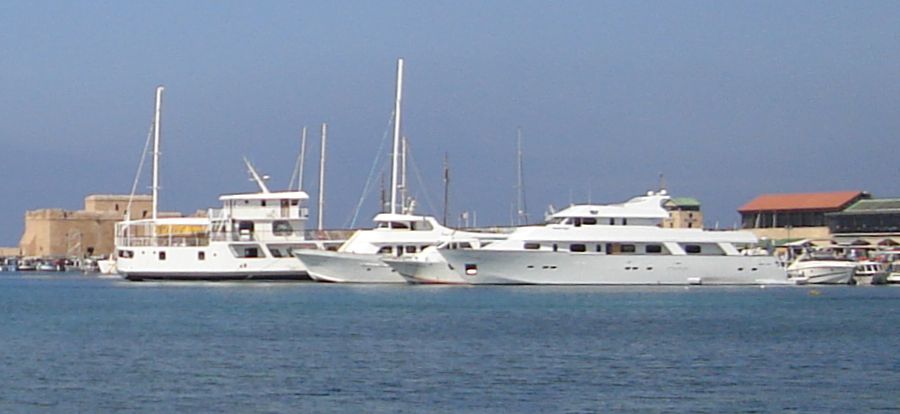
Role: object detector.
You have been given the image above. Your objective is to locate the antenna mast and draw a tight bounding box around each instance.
[242,157,271,193]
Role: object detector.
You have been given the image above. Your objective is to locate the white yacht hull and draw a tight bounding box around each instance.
[116,244,311,282]
[382,257,467,284]
[293,250,406,283]
[97,259,117,275]
[440,250,788,285]
[786,261,856,285]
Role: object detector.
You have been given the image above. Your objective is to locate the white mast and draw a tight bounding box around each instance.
[390,58,404,214]
[399,136,408,212]
[152,85,164,223]
[298,126,307,191]
[515,127,528,225]
[317,123,327,231]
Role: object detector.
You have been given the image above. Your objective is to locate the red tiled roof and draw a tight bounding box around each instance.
[738,191,865,213]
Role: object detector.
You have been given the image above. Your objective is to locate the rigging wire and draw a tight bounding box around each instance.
[406,146,439,217]
[345,111,396,228]
[125,122,155,219]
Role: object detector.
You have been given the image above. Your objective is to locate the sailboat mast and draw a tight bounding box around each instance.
[317,123,327,231]
[516,127,528,225]
[152,85,164,223]
[298,126,307,191]
[389,58,404,214]
[399,136,408,212]
[442,153,449,225]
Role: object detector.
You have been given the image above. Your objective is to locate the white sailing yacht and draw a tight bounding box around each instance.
[114,86,321,281]
[293,59,503,283]
[432,190,789,285]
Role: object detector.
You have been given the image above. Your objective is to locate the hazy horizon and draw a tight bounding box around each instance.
[2,1,899,246]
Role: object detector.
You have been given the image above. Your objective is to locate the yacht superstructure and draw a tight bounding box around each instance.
[437,191,788,285]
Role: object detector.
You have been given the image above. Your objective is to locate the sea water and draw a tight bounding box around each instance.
[1,272,898,413]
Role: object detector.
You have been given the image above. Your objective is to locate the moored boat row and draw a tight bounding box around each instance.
[94,60,898,286]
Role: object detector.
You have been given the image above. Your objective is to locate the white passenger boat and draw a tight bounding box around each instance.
[786,256,857,285]
[437,191,789,285]
[114,86,327,282]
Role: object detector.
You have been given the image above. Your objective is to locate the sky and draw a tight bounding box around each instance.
[2,1,900,245]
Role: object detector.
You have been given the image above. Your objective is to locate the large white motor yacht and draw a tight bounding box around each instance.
[435,191,788,285]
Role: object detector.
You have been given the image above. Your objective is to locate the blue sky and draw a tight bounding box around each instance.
[2,1,899,245]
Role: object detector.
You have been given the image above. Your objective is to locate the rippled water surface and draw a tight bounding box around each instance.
[1,272,898,412]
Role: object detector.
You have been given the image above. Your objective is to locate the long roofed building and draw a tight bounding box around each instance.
[738,191,869,243]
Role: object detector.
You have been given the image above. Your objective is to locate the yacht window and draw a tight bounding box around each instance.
[377,222,390,229]
[645,244,663,254]
[609,218,615,225]
[553,244,558,252]
[621,244,636,253]
[377,246,393,254]
[270,248,284,258]
[573,217,582,227]
[198,251,206,261]
[582,217,597,225]
[623,218,628,225]
[391,222,410,230]
[685,245,702,254]
[412,220,433,231]
[273,221,293,236]
[570,244,586,252]
[245,247,261,258]
[547,217,565,225]
[459,242,472,249]
[405,245,417,254]
[291,199,299,206]
[595,244,603,253]
[232,245,264,258]
[524,242,541,250]
[261,200,267,207]
[159,251,166,260]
